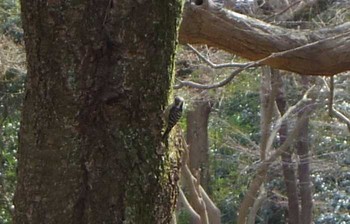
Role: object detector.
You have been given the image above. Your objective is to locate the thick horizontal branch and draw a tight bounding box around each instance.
[179,1,350,76]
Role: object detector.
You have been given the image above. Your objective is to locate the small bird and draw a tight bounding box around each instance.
[162,96,184,140]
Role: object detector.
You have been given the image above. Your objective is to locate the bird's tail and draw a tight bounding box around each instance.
[162,128,171,140]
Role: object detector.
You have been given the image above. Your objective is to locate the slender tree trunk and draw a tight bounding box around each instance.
[179,135,220,224]
[275,72,300,224]
[296,77,313,224]
[259,67,276,161]
[238,67,276,224]
[296,116,312,224]
[14,1,183,223]
[187,100,211,190]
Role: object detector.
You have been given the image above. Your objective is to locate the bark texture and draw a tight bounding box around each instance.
[179,1,350,76]
[275,73,300,224]
[187,100,211,190]
[14,1,183,223]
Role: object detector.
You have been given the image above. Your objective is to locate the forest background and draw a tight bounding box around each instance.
[0,0,349,223]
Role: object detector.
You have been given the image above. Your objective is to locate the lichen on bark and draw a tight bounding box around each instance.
[15,1,184,223]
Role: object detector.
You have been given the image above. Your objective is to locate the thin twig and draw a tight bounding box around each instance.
[265,85,315,152]
[332,109,350,131]
[174,61,258,89]
[321,76,350,130]
[237,109,311,224]
[328,76,334,116]
[186,44,251,68]
[265,0,302,21]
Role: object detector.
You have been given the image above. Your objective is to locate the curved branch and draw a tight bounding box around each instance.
[174,64,249,89]
[187,44,251,68]
[179,1,350,76]
[321,77,350,130]
[178,188,202,224]
[175,39,335,89]
[237,108,311,224]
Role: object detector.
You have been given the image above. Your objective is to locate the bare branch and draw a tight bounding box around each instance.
[332,108,350,131]
[271,0,321,22]
[238,107,312,224]
[329,76,334,116]
[173,63,254,89]
[199,186,221,224]
[180,2,350,75]
[175,36,341,89]
[180,134,210,224]
[265,85,315,152]
[265,0,302,21]
[321,76,350,130]
[178,188,202,224]
[186,44,251,68]
[247,186,266,224]
[178,131,220,224]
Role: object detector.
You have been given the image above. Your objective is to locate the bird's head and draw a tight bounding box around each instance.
[174,96,184,108]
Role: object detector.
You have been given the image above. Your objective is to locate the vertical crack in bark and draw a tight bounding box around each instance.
[73,151,89,223]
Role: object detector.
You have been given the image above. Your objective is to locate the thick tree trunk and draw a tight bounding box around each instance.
[14,1,183,223]
[187,100,211,191]
[275,72,300,224]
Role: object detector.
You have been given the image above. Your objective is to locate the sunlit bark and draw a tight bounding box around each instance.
[179,1,350,76]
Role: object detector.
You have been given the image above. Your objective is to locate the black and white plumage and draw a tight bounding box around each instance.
[162,96,184,140]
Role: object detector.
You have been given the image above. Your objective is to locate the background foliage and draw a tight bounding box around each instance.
[0,1,24,222]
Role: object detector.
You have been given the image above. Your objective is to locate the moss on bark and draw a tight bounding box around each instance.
[15,1,184,223]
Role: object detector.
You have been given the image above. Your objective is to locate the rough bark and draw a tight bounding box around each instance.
[187,100,211,190]
[14,1,183,223]
[275,72,300,224]
[179,1,350,76]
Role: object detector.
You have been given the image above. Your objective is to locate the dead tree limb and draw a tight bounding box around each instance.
[179,1,350,75]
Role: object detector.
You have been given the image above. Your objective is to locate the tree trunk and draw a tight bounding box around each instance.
[238,67,275,224]
[296,78,313,224]
[14,1,183,223]
[275,72,300,224]
[296,118,312,224]
[187,100,211,191]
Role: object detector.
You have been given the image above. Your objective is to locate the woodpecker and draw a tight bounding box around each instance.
[162,96,184,140]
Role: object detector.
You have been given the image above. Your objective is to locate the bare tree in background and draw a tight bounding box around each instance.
[187,99,212,191]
